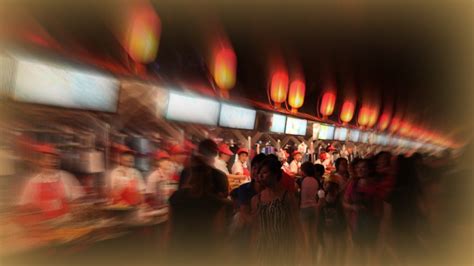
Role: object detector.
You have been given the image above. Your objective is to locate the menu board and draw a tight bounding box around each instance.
[312,123,321,140]
[13,57,119,112]
[360,131,370,143]
[285,117,308,136]
[334,127,349,141]
[318,124,335,140]
[166,91,220,125]
[376,134,389,146]
[219,103,256,130]
[349,129,361,142]
[270,113,287,133]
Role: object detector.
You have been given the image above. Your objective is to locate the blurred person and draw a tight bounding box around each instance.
[178,139,229,198]
[215,143,247,190]
[343,158,382,266]
[314,163,325,190]
[169,144,190,182]
[231,148,250,182]
[145,151,174,208]
[230,153,267,258]
[164,152,233,265]
[17,144,84,222]
[384,156,423,264]
[109,148,146,206]
[299,162,320,262]
[319,175,347,266]
[278,149,292,175]
[315,152,333,172]
[250,156,305,266]
[289,151,303,176]
[333,157,350,193]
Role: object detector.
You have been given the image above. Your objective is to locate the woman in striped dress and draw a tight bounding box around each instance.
[251,155,306,266]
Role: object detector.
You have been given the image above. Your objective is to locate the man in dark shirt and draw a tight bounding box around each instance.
[178,139,229,198]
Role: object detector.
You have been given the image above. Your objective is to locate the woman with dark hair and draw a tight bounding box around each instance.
[299,162,320,261]
[164,139,231,265]
[343,158,382,265]
[251,156,305,265]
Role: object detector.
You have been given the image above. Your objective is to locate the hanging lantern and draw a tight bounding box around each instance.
[340,99,355,123]
[213,47,236,97]
[319,91,336,117]
[358,105,371,127]
[399,121,412,136]
[389,116,402,133]
[270,71,289,108]
[288,80,305,112]
[367,107,379,128]
[125,0,161,64]
[378,111,391,131]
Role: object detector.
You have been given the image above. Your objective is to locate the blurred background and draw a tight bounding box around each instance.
[0,0,472,265]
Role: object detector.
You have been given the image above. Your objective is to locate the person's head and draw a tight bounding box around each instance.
[293,152,303,162]
[250,153,267,180]
[197,139,218,163]
[301,162,315,178]
[375,151,392,176]
[120,151,135,168]
[354,158,369,179]
[335,157,348,174]
[217,143,233,163]
[324,178,340,203]
[36,145,60,170]
[237,149,249,163]
[314,164,325,178]
[169,145,188,165]
[154,151,171,169]
[257,156,282,188]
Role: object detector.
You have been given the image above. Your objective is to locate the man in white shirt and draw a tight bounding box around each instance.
[231,148,250,179]
[108,148,146,205]
[215,144,247,190]
[289,151,303,176]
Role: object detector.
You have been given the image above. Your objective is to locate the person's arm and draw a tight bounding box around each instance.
[231,162,243,175]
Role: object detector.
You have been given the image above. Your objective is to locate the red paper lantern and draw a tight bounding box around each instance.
[270,71,289,108]
[288,80,306,112]
[389,116,401,133]
[213,47,236,94]
[319,91,336,117]
[378,111,391,131]
[358,105,371,127]
[367,107,379,128]
[340,100,355,123]
[126,1,161,64]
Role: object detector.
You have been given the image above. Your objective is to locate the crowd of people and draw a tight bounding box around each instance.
[12,137,471,265]
[161,138,459,266]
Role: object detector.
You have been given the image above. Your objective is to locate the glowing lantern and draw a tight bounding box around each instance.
[213,47,236,97]
[340,100,355,123]
[378,111,391,131]
[288,80,306,112]
[270,71,289,108]
[367,107,379,128]
[126,1,161,64]
[358,106,370,126]
[319,91,336,117]
[389,116,401,133]
[399,122,412,136]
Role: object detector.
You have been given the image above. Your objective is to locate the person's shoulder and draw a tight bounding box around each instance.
[211,167,227,178]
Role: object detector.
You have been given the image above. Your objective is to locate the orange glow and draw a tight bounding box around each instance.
[270,71,289,107]
[288,80,306,112]
[378,112,391,131]
[320,91,336,117]
[126,1,161,63]
[340,100,355,123]
[358,106,370,126]
[399,121,412,136]
[389,116,401,132]
[213,47,236,91]
[367,107,379,128]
